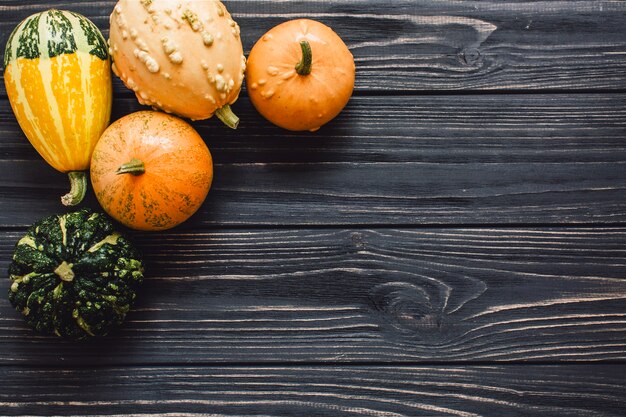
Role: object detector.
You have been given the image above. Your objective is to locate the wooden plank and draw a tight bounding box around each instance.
[1,1,626,92]
[0,365,624,416]
[1,228,625,365]
[1,94,625,227]
[0,161,626,230]
[2,95,626,164]
[2,161,625,227]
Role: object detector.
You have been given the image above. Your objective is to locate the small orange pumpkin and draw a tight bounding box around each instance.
[246,19,355,132]
[90,111,213,231]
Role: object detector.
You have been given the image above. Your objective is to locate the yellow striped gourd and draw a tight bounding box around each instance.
[4,10,112,206]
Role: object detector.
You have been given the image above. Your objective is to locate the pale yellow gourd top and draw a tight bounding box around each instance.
[109,0,246,127]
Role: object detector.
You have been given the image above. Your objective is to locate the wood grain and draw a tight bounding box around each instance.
[2,95,626,164]
[1,1,625,92]
[4,159,626,227]
[1,228,625,365]
[1,365,625,416]
[0,94,625,227]
[0,1,624,415]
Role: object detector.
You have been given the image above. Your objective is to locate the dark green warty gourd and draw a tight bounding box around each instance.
[8,209,144,339]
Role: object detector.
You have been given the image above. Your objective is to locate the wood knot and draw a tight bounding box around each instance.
[459,48,482,65]
[369,282,443,336]
[351,232,365,249]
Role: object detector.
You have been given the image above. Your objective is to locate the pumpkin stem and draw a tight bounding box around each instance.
[61,172,87,207]
[54,261,75,282]
[116,158,146,176]
[215,105,240,129]
[295,40,312,76]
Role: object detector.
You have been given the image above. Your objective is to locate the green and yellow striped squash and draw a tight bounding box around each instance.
[4,10,112,206]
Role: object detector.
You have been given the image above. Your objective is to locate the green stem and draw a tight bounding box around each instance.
[215,105,240,129]
[116,158,146,176]
[295,40,312,76]
[61,172,87,207]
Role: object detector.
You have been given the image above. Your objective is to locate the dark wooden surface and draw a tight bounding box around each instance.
[2,366,625,416]
[1,227,626,365]
[2,94,626,227]
[1,1,626,416]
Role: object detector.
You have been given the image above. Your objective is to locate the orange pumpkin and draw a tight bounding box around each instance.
[246,19,355,132]
[90,111,213,231]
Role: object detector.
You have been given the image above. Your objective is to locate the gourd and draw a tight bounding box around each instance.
[90,111,214,231]
[3,9,113,206]
[109,0,246,128]
[246,19,355,132]
[8,210,144,340]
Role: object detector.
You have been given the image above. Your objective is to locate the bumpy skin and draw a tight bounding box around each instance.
[109,0,246,121]
[8,210,144,340]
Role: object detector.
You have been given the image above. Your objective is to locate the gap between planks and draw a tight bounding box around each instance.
[4,88,626,102]
[3,360,626,370]
[1,223,626,233]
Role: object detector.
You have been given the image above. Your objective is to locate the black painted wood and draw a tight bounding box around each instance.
[0,94,625,227]
[1,1,626,93]
[1,365,625,417]
[1,0,626,415]
[2,95,626,165]
[1,228,625,365]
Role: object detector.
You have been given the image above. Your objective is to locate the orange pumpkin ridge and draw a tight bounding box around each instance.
[90,111,213,231]
[246,19,355,132]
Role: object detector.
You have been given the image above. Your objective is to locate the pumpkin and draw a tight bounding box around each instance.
[246,19,355,132]
[109,0,246,128]
[90,111,213,231]
[3,9,113,206]
[8,209,144,340]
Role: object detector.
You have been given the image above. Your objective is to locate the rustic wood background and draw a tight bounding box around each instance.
[1,1,626,416]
